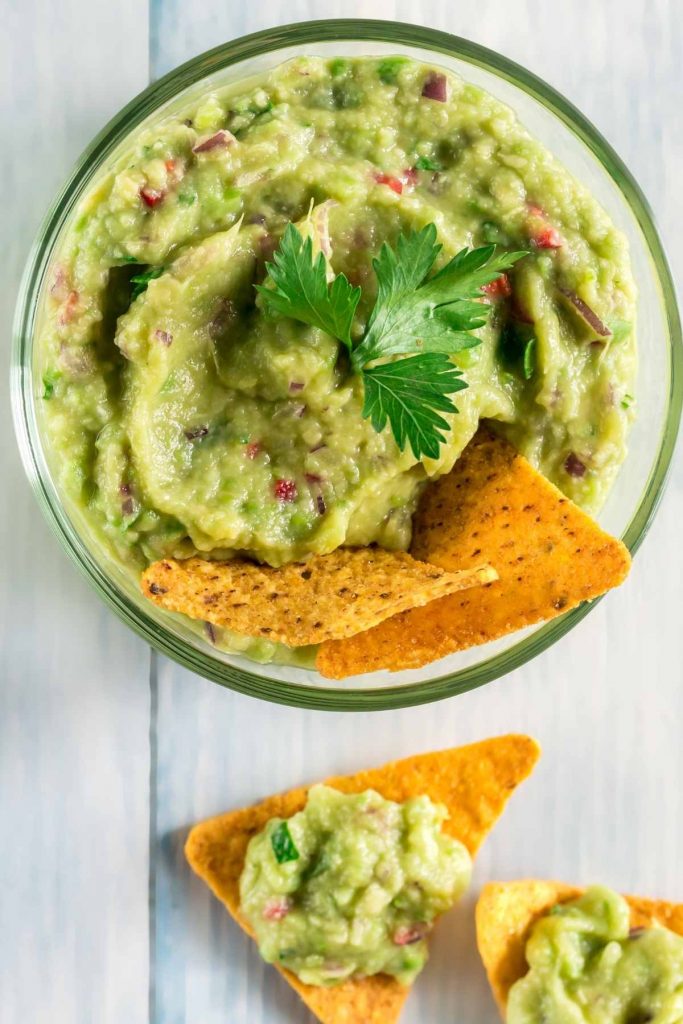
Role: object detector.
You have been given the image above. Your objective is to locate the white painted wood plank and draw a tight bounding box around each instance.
[149,1,682,1022]
[1,3,151,1023]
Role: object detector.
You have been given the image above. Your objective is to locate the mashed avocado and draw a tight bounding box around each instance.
[36,55,636,662]
[508,887,683,1023]
[238,784,471,985]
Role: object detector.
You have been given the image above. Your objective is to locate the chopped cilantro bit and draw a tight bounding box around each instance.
[621,393,634,409]
[42,369,62,400]
[329,58,350,78]
[523,337,537,380]
[271,821,299,864]
[177,190,196,206]
[377,56,408,84]
[130,265,164,301]
[415,155,441,172]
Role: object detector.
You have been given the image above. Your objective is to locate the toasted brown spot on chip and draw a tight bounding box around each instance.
[476,880,683,1018]
[316,428,630,678]
[141,549,497,647]
[186,735,539,1024]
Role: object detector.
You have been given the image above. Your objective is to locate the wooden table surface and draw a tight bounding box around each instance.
[2,2,682,1021]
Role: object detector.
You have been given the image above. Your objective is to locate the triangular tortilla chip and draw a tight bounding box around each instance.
[142,550,496,646]
[476,880,683,1017]
[186,735,540,1024]
[317,428,630,677]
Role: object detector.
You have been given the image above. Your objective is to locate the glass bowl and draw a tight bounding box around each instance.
[12,19,682,710]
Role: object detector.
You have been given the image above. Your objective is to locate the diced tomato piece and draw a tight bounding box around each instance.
[527,203,562,248]
[482,274,512,299]
[165,159,176,173]
[402,167,419,188]
[274,478,297,501]
[374,172,403,195]
[140,187,164,208]
[245,442,262,460]
[532,225,562,249]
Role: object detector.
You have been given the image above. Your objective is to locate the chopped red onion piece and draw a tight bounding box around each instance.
[421,72,447,101]
[393,923,430,946]
[564,452,586,478]
[289,381,305,392]
[262,897,291,921]
[155,329,173,346]
[305,473,323,484]
[50,265,70,301]
[192,130,235,153]
[58,291,80,326]
[208,298,236,339]
[245,442,262,460]
[119,482,132,497]
[121,498,135,517]
[557,287,611,338]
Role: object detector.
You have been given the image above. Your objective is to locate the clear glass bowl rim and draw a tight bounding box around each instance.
[11,18,683,711]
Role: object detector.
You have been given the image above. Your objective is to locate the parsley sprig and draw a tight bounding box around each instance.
[257,221,525,459]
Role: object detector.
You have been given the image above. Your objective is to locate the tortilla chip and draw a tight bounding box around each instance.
[141,550,496,646]
[186,735,540,1024]
[317,428,630,677]
[476,880,683,1017]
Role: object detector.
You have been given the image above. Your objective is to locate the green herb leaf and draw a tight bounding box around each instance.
[621,392,634,410]
[414,155,441,172]
[256,223,361,350]
[177,190,197,206]
[351,225,525,367]
[271,821,299,864]
[130,265,165,301]
[377,56,409,84]
[42,368,62,400]
[361,353,467,460]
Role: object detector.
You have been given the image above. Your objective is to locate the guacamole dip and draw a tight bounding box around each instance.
[508,886,683,1023]
[36,55,636,662]
[238,784,471,985]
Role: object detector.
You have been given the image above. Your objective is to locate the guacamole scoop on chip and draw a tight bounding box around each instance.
[239,784,472,986]
[507,886,683,1024]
